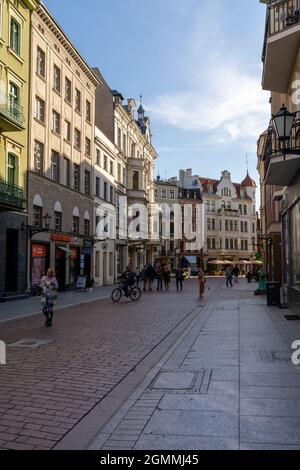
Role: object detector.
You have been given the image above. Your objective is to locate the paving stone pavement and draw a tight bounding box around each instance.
[89,282,300,451]
[0,277,232,450]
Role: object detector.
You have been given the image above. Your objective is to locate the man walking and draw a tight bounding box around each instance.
[225,266,233,288]
[175,266,184,292]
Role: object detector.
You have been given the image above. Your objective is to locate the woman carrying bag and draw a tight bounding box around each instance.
[40,268,58,327]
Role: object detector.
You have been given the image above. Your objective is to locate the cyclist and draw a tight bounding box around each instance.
[119,266,135,297]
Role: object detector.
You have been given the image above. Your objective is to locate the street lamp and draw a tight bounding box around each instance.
[21,213,52,238]
[272,104,296,150]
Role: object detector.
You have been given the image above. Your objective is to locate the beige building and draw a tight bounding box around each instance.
[27,3,101,291]
[113,93,158,269]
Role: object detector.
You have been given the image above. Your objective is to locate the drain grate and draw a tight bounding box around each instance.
[284,315,300,321]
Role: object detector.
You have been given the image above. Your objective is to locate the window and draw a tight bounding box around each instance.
[235,239,238,250]
[95,177,100,197]
[86,100,91,122]
[230,239,234,250]
[161,188,166,198]
[206,201,210,212]
[110,160,114,176]
[227,201,231,209]
[63,158,70,186]
[243,205,247,215]
[133,172,139,190]
[211,201,215,212]
[234,221,238,232]
[225,239,229,250]
[36,47,46,77]
[55,211,62,232]
[53,65,61,93]
[72,216,79,234]
[170,190,175,199]
[110,185,113,203]
[207,238,211,250]
[65,120,71,142]
[74,128,81,150]
[207,185,212,194]
[239,204,242,214]
[225,220,229,231]
[207,218,211,230]
[35,96,45,123]
[212,219,215,230]
[244,222,248,232]
[245,240,248,251]
[85,137,91,156]
[222,200,225,208]
[52,110,60,134]
[84,218,90,236]
[104,182,107,200]
[212,238,216,249]
[84,170,90,195]
[154,189,158,198]
[75,88,81,113]
[104,155,107,171]
[118,163,121,182]
[10,17,20,55]
[117,128,121,148]
[34,141,44,175]
[9,82,20,117]
[230,220,233,231]
[51,150,59,182]
[96,149,101,166]
[73,164,80,191]
[7,153,17,186]
[241,221,244,233]
[33,205,42,228]
[64,77,72,103]
[123,134,126,155]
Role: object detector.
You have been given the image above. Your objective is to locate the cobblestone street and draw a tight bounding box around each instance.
[1,278,300,450]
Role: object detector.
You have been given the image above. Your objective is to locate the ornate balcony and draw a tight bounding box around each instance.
[263,118,300,185]
[0,179,24,210]
[262,0,300,92]
[0,91,25,131]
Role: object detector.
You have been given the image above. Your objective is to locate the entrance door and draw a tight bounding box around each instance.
[5,228,18,292]
[55,248,66,291]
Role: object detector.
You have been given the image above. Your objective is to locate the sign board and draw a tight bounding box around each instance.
[76,276,87,290]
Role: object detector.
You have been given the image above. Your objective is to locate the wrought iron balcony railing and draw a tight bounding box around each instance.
[262,0,300,60]
[0,179,24,209]
[0,91,24,127]
[263,117,300,176]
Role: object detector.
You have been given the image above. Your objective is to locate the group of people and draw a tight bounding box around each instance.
[134,264,185,292]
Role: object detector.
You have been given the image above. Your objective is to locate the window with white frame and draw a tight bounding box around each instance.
[75,88,81,113]
[35,96,45,123]
[64,120,71,142]
[34,141,44,175]
[74,128,81,150]
[36,47,46,78]
[52,110,60,134]
[53,65,61,93]
[51,150,59,182]
[65,77,72,103]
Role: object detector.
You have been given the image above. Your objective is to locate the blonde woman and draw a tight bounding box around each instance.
[198,269,206,299]
[40,268,58,327]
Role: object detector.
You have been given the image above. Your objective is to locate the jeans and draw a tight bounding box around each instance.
[226,277,233,287]
[176,279,183,291]
[42,299,54,324]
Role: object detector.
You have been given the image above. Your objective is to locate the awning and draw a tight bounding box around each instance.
[184,256,197,265]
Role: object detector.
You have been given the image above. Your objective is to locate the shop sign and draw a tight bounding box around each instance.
[32,244,47,258]
[51,234,73,243]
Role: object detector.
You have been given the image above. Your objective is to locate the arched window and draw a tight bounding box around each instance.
[227,201,231,209]
[222,200,226,208]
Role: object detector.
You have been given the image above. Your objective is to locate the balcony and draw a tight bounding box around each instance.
[264,119,300,185]
[262,0,300,92]
[0,91,25,131]
[0,179,24,210]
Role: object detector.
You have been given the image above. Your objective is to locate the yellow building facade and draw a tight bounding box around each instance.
[0,0,37,300]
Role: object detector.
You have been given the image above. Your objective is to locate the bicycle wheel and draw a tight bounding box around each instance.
[129,286,141,301]
[111,288,122,303]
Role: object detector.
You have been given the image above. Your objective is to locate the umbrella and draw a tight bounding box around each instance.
[207,260,225,265]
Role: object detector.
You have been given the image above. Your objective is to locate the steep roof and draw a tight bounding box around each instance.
[241,172,257,188]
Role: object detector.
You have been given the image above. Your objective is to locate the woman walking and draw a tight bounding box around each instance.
[163,266,171,291]
[40,268,58,327]
[198,269,206,299]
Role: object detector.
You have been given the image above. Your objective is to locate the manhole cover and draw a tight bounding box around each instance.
[284,315,300,321]
[8,338,53,348]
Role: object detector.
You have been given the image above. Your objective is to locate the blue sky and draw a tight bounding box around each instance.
[45,0,270,185]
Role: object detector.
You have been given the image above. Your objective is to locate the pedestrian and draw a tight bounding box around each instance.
[163,266,171,291]
[40,268,58,327]
[145,263,156,291]
[141,265,147,291]
[225,266,233,288]
[156,264,163,291]
[247,270,252,283]
[135,267,141,287]
[198,268,206,298]
[175,266,184,292]
[233,266,240,284]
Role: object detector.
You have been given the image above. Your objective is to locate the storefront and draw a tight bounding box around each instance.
[31,243,50,290]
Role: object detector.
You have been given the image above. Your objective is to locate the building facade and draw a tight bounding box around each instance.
[258,0,300,311]
[27,3,101,291]
[0,0,37,300]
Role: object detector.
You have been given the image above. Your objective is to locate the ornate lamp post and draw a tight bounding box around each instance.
[272,104,296,154]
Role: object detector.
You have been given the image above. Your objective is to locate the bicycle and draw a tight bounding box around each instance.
[111,282,142,303]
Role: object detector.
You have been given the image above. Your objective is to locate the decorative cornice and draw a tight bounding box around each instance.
[36,5,102,88]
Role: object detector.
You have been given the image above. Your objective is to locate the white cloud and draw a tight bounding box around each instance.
[148,0,270,146]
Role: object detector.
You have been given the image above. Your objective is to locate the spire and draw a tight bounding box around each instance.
[246,154,249,174]
[137,94,145,120]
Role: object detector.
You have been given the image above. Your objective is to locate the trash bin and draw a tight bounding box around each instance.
[266,281,281,306]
